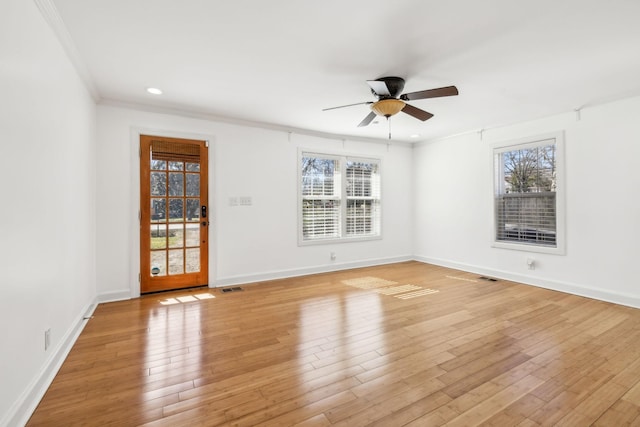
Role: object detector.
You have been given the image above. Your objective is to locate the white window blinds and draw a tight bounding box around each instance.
[301,156,341,240]
[300,153,381,243]
[494,138,558,248]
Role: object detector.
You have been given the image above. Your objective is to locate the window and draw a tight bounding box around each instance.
[493,132,565,254]
[300,152,381,244]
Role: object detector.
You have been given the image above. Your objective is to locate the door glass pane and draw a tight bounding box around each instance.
[168,249,184,275]
[151,224,167,249]
[150,251,166,276]
[169,224,184,248]
[169,173,184,196]
[169,199,183,221]
[151,199,166,221]
[186,248,200,273]
[150,172,167,196]
[186,199,200,222]
[186,162,200,172]
[168,161,184,171]
[151,160,166,170]
[185,223,199,247]
[186,174,200,196]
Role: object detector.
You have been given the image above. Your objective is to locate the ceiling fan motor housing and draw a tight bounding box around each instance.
[371,76,405,99]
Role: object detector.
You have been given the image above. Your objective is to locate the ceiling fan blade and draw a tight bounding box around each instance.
[322,101,372,111]
[366,80,391,96]
[401,104,434,121]
[357,111,377,127]
[401,85,459,101]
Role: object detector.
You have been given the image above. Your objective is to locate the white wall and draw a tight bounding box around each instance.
[0,0,97,425]
[96,105,414,299]
[413,96,640,307]
[6,4,638,425]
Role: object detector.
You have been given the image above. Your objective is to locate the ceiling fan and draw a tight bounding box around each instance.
[323,76,458,138]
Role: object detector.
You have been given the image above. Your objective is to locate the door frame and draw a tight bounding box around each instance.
[128,128,216,299]
[140,134,209,293]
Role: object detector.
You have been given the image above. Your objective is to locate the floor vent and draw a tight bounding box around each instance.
[478,276,499,282]
[221,287,243,293]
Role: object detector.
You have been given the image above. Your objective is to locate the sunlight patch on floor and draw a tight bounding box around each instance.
[372,285,422,295]
[445,275,478,283]
[395,288,440,299]
[341,277,398,289]
[159,293,215,305]
[342,277,439,300]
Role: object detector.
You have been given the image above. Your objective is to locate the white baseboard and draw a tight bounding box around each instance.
[212,255,414,287]
[95,255,640,309]
[94,257,414,299]
[2,299,98,427]
[414,256,640,309]
[97,289,133,303]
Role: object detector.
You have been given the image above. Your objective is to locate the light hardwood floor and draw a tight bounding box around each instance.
[27,261,640,426]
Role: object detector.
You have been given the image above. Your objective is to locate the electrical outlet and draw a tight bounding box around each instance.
[44,328,51,351]
[229,197,238,206]
[239,196,252,206]
[526,258,535,270]
[330,252,336,261]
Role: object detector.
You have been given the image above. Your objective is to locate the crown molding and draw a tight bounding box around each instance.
[99,98,415,148]
[33,0,101,102]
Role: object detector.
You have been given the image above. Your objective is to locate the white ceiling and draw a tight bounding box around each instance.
[50,0,640,142]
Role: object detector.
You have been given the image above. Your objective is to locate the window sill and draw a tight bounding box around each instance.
[492,240,565,255]
[299,234,382,246]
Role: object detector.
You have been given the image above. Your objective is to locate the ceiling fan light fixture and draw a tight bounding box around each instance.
[371,99,405,117]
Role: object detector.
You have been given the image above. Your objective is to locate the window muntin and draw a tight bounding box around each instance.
[300,153,380,243]
[493,132,564,254]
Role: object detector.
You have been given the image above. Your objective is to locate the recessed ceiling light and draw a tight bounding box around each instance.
[146,87,163,95]
[410,134,421,139]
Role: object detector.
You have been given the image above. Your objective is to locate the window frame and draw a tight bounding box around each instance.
[491,131,566,255]
[298,149,382,245]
